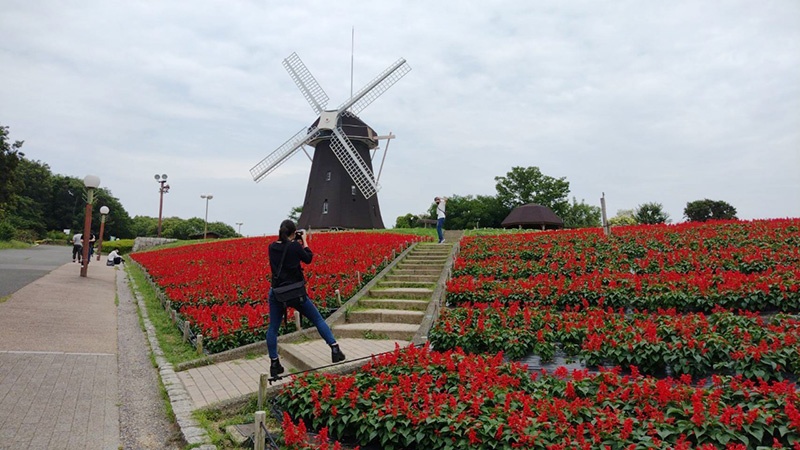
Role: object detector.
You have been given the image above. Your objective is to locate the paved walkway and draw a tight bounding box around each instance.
[0,261,119,450]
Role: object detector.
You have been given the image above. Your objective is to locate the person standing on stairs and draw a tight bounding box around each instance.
[435,196,448,244]
[266,219,346,378]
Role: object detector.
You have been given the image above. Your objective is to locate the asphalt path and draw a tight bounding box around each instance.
[0,244,76,297]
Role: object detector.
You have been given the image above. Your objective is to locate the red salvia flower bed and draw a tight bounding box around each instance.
[131,232,421,352]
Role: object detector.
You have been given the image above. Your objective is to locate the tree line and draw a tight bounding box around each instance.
[395,166,737,229]
[0,124,238,242]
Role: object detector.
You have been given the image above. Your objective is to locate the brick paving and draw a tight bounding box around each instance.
[0,260,119,450]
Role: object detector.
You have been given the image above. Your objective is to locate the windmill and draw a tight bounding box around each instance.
[250,52,411,229]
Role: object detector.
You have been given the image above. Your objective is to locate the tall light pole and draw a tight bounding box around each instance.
[96,205,109,261]
[201,194,213,239]
[154,174,170,237]
[235,222,243,235]
[80,175,100,277]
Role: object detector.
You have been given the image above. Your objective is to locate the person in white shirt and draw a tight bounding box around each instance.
[72,233,83,263]
[435,196,448,243]
[106,249,122,266]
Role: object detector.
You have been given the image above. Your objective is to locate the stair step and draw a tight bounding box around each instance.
[400,261,447,267]
[384,273,440,282]
[278,338,409,372]
[369,287,433,300]
[403,256,448,261]
[347,309,425,324]
[392,268,442,275]
[333,323,418,341]
[378,281,435,288]
[358,299,430,311]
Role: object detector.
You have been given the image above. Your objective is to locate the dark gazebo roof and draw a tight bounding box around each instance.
[501,203,564,230]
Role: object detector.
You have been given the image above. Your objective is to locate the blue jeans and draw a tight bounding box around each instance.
[437,217,445,242]
[266,288,337,359]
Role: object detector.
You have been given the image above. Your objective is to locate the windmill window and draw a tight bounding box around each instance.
[323,200,328,214]
[325,171,331,182]
[351,185,356,196]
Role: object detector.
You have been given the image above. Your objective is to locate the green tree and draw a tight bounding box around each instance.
[684,199,738,222]
[289,206,302,222]
[561,197,601,229]
[0,124,24,212]
[634,202,670,224]
[131,215,158,237]
[425,195,509,230]
[395,213,423,228]
[494,166,570,218]
[608,209,637,227]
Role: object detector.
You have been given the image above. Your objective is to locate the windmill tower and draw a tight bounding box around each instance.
[250,52,411,229]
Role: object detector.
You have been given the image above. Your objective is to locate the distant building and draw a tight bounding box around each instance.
[501,203,564,230]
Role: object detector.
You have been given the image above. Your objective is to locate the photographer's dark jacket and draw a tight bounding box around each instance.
[268,240,313,287]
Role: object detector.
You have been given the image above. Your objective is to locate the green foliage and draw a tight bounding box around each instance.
[494,166,570,217]
[608,209,637,226]
[394,213,423,228]
[0,124,25,208]
[561,197,601,229]
[0,220,15,241]
[101,239,134,255]
[635,202,670,224]
[426,194,508,230]
[684,199,738,222]
[288,205,302,222]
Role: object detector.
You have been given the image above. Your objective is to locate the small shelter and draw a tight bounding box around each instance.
[501,203,564,230]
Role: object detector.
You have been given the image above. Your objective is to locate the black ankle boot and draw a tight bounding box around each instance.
[270,358,284,377]
[331,344,346,363]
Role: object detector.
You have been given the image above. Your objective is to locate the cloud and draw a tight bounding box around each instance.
[1,0,798,234]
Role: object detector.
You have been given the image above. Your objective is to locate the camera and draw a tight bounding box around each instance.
[294,229,306,241]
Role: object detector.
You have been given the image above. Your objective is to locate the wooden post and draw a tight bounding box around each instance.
[254,411,266,450]
[294,310,301,331]
[196,334,203,355]
[601,192,611,237]
[258,374,268,410]
[357,271,361,285]
[183,321,190,343]
[336,289,341,306]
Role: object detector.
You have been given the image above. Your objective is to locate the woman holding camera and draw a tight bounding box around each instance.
[266,219,345,377]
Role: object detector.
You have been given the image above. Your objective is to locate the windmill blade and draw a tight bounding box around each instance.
[338,58,411,116]
[250,126,321,183]
[329,127,380,198]
[283,52,330,115]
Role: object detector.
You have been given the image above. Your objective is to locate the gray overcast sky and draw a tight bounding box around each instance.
[2,1,798,236]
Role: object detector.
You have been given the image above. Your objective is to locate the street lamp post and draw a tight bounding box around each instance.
[80,175,100,277]
[236,222,243,235]
[96,205,109,261]
[154,174,170,238]
[201,194,213,239]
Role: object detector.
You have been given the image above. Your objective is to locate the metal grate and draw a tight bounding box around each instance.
[329,127,379,199]
[250,126,321,182]
[282,52,329,115]
[339,58,411,116]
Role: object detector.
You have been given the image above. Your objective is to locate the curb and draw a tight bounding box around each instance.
[126,269,218,450]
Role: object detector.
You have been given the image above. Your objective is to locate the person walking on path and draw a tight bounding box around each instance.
[266,219,345,378]
[435,196,448,244]
[71,232,83,262]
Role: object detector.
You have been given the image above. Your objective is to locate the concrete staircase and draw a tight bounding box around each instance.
[333,242,452,341]
[277,237,458,372]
